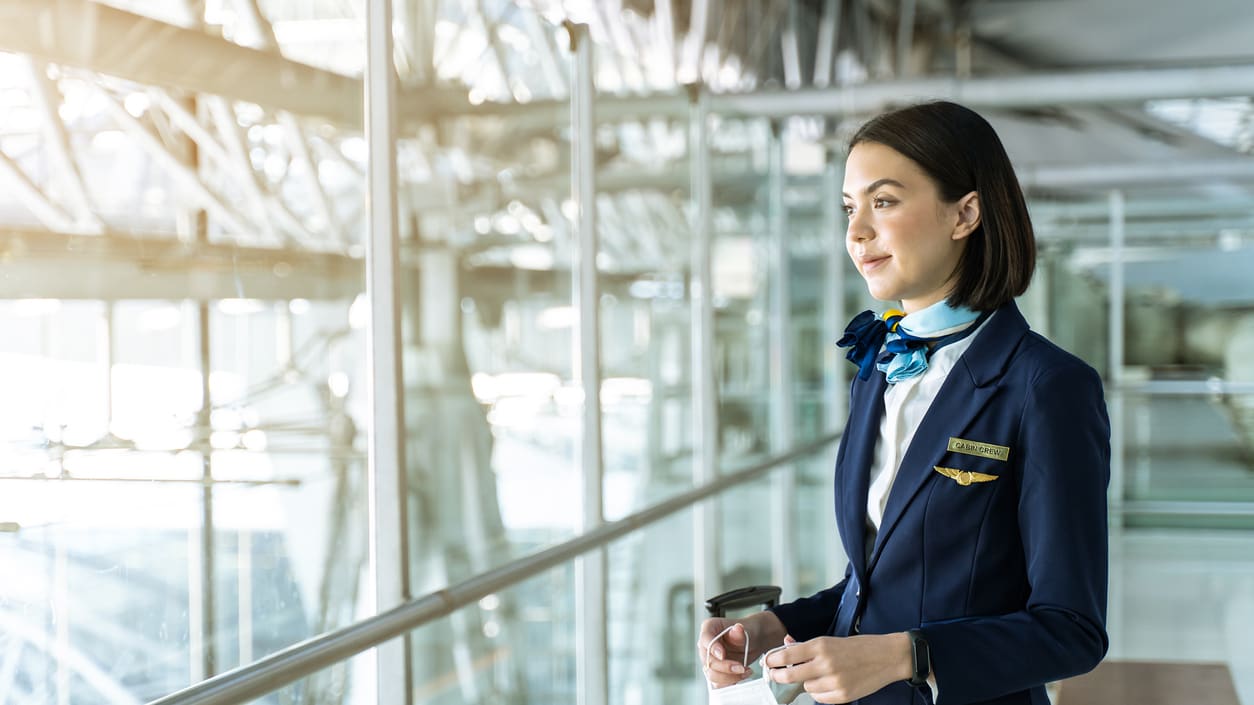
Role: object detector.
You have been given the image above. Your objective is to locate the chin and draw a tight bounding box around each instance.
[863,282,901,303]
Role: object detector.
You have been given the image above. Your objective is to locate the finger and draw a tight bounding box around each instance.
[784,634,797,645]
[767,663,798,685]
[803,677,851,704]
[697,626,726,659]
[726,623,747,644]
[768,657,821,685]
[809,688,851,705]
[707,671,751,689]
[766,639,817,668]
[764,644,803,669]
[707,658,748,676]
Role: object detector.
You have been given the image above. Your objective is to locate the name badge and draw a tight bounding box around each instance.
[947,436,1010,462]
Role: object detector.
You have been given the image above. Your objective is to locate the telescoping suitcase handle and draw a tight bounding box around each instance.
[705,585,782,618]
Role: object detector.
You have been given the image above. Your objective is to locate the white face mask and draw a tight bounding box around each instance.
[704,626,805,705]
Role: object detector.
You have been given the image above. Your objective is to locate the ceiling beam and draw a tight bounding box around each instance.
[708,64,1254,117]
[10,0,1254,130]
[1016,158,1254,189]
[0,229,362,300]
[0,0,362,125]
[463,63,1254,126]
[0,229,647,301]
[0,0,468,130]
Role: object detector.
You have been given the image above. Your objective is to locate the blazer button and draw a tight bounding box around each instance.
[856,590,861,598]
[853,616,861,633]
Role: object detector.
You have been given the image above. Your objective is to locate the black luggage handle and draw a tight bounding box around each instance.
[705,585,782,617]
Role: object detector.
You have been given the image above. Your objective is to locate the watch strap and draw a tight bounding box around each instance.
[906,629,930,688]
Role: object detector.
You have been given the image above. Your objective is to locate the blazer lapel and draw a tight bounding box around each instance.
[866,302,1031,574]
[836,368,887,582]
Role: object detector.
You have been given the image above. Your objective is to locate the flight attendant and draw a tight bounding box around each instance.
[698,101,1110,704]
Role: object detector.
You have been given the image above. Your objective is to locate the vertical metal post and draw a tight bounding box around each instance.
[187,347,205,685]
[54,527,69,705]
[896,0,916,77]
[680,0,710,84]
[823,154,847,431]
[569,22,609,705]
[399,0,437,85]
[689,84,721,634]
[781,2,803,89]
[1108,189,1125,530]
[237,530,254,666]
[1031,252,1053,340]
[197,299,216,680]
[366,0,412,702]
[102,302,115,438]
[767,121,796,599]
[812,0,842,88]
[1105,191,1126,657]
[822,153,848,585]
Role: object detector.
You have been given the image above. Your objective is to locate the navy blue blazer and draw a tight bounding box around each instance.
[770,302,1110,705]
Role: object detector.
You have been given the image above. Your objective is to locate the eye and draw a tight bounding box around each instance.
[873,197,895,208]
[841,203,855,216]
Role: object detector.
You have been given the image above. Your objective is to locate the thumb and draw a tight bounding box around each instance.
[726,623,748,644]
[783,634,796,645]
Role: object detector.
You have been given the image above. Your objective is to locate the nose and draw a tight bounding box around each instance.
[846,208,873,242]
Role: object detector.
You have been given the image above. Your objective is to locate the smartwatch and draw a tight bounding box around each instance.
[906,629,931,688]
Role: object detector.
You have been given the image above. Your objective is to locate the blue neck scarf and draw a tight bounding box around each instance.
[837,301,987,383]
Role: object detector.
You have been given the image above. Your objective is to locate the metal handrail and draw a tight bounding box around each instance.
[147,431,841,705]
[1122,500,1254,516]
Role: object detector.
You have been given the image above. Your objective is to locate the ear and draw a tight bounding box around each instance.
[951,191,980,241]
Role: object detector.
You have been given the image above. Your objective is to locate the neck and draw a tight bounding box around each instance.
[900,287,956,314]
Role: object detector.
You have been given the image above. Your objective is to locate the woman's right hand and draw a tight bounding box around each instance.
[697,611,787,688]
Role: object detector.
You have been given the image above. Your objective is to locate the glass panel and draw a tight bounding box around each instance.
[784,127,838,445]
[795,453,846,598]
[399,4,576,594]
[719,473,775,589]
[0,3,368,701]
[409,562,577,705]
[600,286,681,521]
[594,65,693,520]
[608,505,698,705]
[712,118,773,467]
[1038,193,1254,530]
[1122,391,1254,530]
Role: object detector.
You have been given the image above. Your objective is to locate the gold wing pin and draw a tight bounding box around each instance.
[933,466,999,487]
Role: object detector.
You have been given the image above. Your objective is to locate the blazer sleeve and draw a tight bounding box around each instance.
[767,562,852,641]
[923,362,1111,705]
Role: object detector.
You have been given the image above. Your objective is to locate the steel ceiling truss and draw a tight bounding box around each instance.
[0,0,1251,294]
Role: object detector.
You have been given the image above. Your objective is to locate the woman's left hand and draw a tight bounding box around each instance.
[762,632,914,704]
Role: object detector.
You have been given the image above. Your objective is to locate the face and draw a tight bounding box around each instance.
[842,141,980,313]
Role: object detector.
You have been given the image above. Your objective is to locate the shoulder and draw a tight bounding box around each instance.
[1002,333,1108,427]
[1011,331,1102,388]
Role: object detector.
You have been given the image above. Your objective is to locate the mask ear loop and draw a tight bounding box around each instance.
[705,624,751,676]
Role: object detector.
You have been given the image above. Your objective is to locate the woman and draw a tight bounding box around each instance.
[698,101,1110,705]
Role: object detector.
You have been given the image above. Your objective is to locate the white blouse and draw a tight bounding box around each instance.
[866,312,996,542]
[863,312,996,701]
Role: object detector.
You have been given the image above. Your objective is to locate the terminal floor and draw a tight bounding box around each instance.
[1106,528,1254,705]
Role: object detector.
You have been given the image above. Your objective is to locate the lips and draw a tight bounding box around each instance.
[858,254,890,272]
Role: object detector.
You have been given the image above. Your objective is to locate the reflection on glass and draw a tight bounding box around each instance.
[607,507,698,705]
[0,0,369,700]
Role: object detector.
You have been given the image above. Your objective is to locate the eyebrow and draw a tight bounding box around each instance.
[841,178,907,198]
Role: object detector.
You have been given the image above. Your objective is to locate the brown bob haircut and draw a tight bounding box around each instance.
[848,101,1035,311]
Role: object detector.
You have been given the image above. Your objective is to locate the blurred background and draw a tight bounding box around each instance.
[0,0,1251,703]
